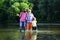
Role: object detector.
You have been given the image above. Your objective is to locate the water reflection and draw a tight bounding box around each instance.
[25,31,38,40]
[19,31,38,40]
[25,32,32,40]
[31,31,38,40]
[19,32,25,40]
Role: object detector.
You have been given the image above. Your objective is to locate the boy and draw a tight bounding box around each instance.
[26,9,34,32]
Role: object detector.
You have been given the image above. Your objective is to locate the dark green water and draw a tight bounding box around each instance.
[37,34,60,40]
[0,25,60,40]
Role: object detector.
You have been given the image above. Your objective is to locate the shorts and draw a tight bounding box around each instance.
[26,22,32,29]
[20,21,26,27]
[32,26,37,30]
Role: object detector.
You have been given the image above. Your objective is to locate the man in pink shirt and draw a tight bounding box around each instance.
[19,9,27,31]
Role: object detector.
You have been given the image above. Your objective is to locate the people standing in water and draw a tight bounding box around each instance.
[26,9,34,32]
[19,9,27,31]
[17,9,38,32]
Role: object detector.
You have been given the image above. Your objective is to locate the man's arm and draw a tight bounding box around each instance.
[19,12,22,18]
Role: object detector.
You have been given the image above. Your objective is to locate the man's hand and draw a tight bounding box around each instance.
[16,14,19,16]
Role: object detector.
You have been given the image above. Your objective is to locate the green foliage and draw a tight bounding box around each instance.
[28,3,34,10]
[0,0,4,7]
[15,7,20,13]
[0,0,4,4]
[31,0,60,23]
[11,5,16,8]
[0,0,33,27]
[11,2,20,13]
[20,2,29,10]
[1,0,60,27]
[13,2,20,7]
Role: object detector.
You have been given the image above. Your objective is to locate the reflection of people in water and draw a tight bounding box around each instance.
[32,32,37,40]
[19,32,25,40]
[25,31,38,40]
[25,32,32,40]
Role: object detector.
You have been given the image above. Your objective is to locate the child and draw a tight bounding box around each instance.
[32,17,38,32]
[26,9,34,32]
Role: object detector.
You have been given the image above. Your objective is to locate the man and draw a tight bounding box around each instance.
[26,9,34,31]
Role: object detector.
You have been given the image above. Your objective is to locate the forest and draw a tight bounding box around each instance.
[0,0,60,26]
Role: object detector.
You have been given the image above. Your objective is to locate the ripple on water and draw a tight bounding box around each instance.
[37,33,60,40]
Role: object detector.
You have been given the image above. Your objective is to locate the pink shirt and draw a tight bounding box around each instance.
[19,12,26,21]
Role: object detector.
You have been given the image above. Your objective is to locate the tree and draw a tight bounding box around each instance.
[0,0,33,27]
[29,0,60,23]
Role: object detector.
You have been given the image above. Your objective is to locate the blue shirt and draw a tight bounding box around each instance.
[26,13,34,22]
